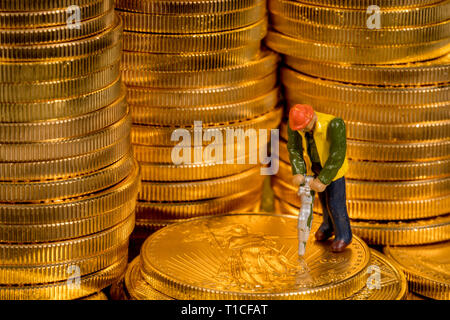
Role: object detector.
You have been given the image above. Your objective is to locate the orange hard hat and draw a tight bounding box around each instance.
[289,104,315,130]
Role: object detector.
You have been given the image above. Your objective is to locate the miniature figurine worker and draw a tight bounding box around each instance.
[287,104,352,253]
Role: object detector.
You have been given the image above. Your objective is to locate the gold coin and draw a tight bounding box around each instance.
[123,18,267,53]
[273,175,450,220]
[0,79,123,123]
[266,30,450,64]
[282,68,450,106]
[122,50,279,88]
[0,63,120,103]
[116,0,262,14]
[0,16,121,61]
[0,135,130,181]
[0,212,135,266]
[118,1,265,33]
[271,13,450,46]
[0,240,128,285]
[0,41,121,83]
[274,198,450,245]
[131,88,279,126]
[280,119,450,143]
[284,54,450,86]
[139,166,265,202]
[140,213,370,300]
[0,0,113,28]
[0,89,125,142]
[127,72,277,107]
[285,95,450,124]
[0,0,103,11]
[0,9,115,45]
[346,250,407,300]
[0,110,130,162]
[385,242,450,299]
[0,162,140,225]
[286,0,443,9]
[136,187,263,220]
[0,256,128,300]
[81,292,108,300]
[125,257,173,300]
[0,153,136,202]
[132,107,282,147]
[0,197,136,243]
[269,0,450,28]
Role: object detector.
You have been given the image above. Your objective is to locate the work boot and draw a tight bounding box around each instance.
[331,239,352,253]
[315,225,333,241]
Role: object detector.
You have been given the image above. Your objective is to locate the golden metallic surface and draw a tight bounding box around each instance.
[136,187,263,220]
[140,213,370,300]
[81,292,108,300]
[272,13,450,46]
[0,241,129,285]
[346,250,407,300]
[125,257,173,300]
[116,0,262,14]
[123,18,267,53]
[0,64,120,103]
[122,50,279,88]
[139,167,265,202]
[282,68,450,106]
[0,163,140,225]
[121,43,260,72]
[0,213,135,266]
[0,256,128,300]
[274,198,450,245]
[284,54,450,86]
[0,153,135,202]
[140,161,257,182]
[132,107,282,147]
[118,2,265,33]
[280,119,450,143]
[0,41,121,83]
[0,198,136,243]
[0,79,123,123]
[405,292,426,300]
[127,73,277,107]
[131,88,279,126]
[0,136,130,181]
[272,176,450,220]
[278,149,450,181]
[0,0,113,28]
[0,90,125,142]
[385,242,450,299]
[0,110,130,162]
[285,95,450,124]
[288,0,443,9]
[0,0,102,12]
[0,17,121,61]
[0,9,115,45]
[269,0,450,28]
[266,30,450,64]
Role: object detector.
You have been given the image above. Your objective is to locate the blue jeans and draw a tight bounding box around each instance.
[317,177,352,243]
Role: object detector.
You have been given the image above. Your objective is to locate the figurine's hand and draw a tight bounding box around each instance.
[310,178,327,192]
[292,174,305,187]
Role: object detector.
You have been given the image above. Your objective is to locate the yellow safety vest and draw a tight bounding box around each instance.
[297,112,348,182]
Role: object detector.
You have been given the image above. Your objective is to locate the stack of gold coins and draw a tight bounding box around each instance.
[116,0,282,248]
[0,1,140,299]
[120,213,407,300]
[266,0,450,246]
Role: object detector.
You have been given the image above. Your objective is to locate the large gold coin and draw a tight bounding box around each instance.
[346,250,407,300]
[285,0,442,9]
[0,0,103,11]
[140,213,370,300]
[385,242,450,299]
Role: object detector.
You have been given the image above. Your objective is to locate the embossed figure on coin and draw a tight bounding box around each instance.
[287,104,352,253]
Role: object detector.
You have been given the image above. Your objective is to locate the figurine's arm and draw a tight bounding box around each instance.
[317,118,347,185]
[287,124,306,176]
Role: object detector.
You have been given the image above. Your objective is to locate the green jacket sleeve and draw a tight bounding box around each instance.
[287,124,306,176]
[318,118,347,185]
